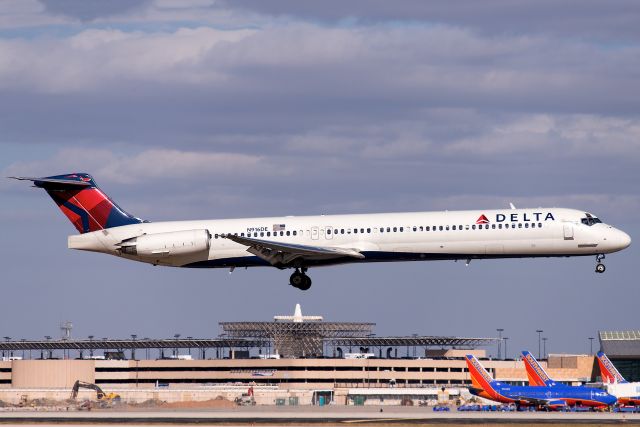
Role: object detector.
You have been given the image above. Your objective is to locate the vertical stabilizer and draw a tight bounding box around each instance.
[11,173,142,234]
[597,351,627,384]
[522,350,556,386]
[465,355,498,397]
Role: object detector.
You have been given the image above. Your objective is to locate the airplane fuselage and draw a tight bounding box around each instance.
[69,207,630,269]
[470,383,616,408]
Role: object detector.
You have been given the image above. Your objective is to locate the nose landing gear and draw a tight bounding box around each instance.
[595,254,606,273]
[289,268,312,290]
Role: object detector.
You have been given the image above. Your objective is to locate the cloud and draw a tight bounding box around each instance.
[2,148,280,185]
[39,0,152,22]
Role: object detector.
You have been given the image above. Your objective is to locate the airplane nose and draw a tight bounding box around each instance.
[617,230,632,250]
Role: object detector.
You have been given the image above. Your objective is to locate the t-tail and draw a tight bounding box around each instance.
[522,350,557,387]
[597,351,628,384]
[465,355,499,400]
[10,173,143,233]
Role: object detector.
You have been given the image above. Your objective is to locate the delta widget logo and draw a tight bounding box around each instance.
[476,214,490,224]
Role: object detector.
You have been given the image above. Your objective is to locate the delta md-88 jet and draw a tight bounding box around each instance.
[12,173,631,290]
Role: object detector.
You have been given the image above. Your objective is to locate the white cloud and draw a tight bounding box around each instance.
[2,148,283,185]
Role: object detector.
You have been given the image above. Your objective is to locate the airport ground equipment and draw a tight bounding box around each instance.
[234,387,256,406]
[70,380,121,404]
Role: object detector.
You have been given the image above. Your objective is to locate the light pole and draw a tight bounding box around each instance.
[496,329,504,359]
[589,337,595,355]
[503,337,509,360]
[536,330,543,359]
[542,337,548,359]
[44,335,52,359]
[174,334,181,357]
[88,335,94,357]
[131,334,137,360]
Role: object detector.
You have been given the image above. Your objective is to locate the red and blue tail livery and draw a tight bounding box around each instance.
[597,351,628,384]
[522,350,557,387]
[465,354,616,409]
[12,173,142,234]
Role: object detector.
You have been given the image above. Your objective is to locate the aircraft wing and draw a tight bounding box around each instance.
[513,396,566,407]
[223,234,364,267]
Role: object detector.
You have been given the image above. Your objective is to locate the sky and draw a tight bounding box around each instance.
[0,0,639,359]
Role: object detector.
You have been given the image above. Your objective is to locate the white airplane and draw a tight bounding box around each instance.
[12,173,631,290]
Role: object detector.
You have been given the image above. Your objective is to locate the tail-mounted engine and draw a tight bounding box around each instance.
[117,229,211,259]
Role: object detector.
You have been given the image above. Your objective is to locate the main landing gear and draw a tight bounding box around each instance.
[290,268,312,291]
[595,254,606,274]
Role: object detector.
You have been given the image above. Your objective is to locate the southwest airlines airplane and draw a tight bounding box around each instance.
[466,355,616,408]
[596,352,640,406]
[524,350,640,407]
[12,173,631,290]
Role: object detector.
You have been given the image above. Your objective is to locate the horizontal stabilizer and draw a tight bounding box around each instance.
[10,176,93,187]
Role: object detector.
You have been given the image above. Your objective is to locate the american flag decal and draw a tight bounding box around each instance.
[273,224,286,231]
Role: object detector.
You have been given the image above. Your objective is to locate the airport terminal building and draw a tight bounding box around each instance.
[0,308,635,405]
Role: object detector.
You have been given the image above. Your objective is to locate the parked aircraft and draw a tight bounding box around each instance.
[465,354,616,408]
[12,173,631,290]
[597,351,640,406]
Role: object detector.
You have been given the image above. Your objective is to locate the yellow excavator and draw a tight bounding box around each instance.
[70,380,121,407]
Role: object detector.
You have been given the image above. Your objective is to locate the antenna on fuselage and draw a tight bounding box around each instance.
[509,203,516,210]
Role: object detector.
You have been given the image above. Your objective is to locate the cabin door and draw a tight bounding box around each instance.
[563,224,574,240]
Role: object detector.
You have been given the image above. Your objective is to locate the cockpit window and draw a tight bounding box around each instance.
[581,213,602,226]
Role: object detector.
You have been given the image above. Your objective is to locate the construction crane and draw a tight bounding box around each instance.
[70,380,121,403]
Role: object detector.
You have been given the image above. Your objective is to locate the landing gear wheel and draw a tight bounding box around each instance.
[299,275,312,291]
[595,254,606,273]
[289,269,312,290]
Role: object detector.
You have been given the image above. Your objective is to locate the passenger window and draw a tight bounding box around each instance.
[380,228,384,233]
[214,234,218,239]
[491,224,496,229]
[538,223,542,227]
[452,225,456,230]
[497,224,502,230]
[413,226,417,231]
[293,230,298,236]
[286,231,290,236]
[525,223,529,228]
[354,229,358,234]
[393,227,397,232]
[426,226,430,231]
[327,229,331,235]
[472,225,476,230]
[387,227,391,232]
[439,226,443,231]
[400,227,404,232]
[260,232,264,237]
[241,233,245,237]
[367,228,371,233]
[419,226,423,231]
[267,232,271,236]
[341,229,345,234]
[518,223,522,228]
[361,228,365,233]
[465,225,469,230]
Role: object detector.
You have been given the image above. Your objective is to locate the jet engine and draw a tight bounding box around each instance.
[117,229,211,258]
